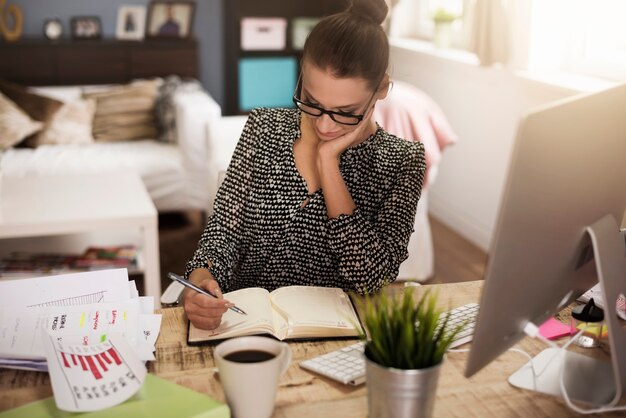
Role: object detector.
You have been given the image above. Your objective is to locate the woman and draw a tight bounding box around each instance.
[184,0,426,330]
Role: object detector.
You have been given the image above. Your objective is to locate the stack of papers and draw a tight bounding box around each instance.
[0,269,162,372]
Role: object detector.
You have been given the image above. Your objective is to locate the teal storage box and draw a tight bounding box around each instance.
[238,57,297,111]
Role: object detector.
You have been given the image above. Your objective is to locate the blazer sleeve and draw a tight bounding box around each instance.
[326,140,426,294]
[184,109,260,290]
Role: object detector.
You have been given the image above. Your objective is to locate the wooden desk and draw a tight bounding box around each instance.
[0,281,623,416]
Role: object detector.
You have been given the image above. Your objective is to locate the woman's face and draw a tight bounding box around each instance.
[299,64,384,141]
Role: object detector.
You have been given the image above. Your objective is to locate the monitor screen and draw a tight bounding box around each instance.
[465,83,626,405]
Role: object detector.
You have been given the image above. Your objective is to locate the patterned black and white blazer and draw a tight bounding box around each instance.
[185,107,426,294]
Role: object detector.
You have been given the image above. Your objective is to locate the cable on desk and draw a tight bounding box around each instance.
[450,322,626,413]
[522,322,626,415]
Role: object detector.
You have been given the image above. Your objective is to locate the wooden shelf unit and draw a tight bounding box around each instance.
[0,38,198,86]
[222,0,348,115]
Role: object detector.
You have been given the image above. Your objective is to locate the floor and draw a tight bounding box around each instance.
[156,212,487,295]
[426,216,488,284]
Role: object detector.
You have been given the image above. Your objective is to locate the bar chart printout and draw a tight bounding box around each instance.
[43,333,147,412]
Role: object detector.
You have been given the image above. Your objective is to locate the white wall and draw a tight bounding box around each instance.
[389,40,581,251]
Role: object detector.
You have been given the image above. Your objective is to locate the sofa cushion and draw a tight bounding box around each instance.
[0,80,91,148]
[0,92,43,149]
[28,86,83,103]
[33,98,96,146]
[0,79,63,126]
[83,79,160,142]
[1,140,200,211]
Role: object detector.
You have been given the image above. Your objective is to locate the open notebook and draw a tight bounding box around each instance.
[187,286,362,344]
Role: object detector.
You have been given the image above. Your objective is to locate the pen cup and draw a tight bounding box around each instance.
[214,336,291,418]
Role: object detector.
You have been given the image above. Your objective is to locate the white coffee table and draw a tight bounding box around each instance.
[0,173,161,305]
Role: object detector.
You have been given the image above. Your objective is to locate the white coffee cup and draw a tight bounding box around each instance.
[214,336,291,418]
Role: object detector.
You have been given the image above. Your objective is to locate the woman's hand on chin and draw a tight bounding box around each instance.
[317,112,376,162]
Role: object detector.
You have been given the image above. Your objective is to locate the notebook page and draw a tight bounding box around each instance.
[188,287,276,342]
[269,286,361,336]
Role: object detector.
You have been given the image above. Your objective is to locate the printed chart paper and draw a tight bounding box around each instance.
[0,269,131,308]
[43,333,147,412]
[0,298,161,361]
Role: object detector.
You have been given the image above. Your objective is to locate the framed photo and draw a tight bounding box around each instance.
[70,16,102,40]
[146,1,195,39]
[116,5,147,40]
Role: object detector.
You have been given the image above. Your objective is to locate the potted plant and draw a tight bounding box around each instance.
[358,287,464,418]
[431,8,459,49]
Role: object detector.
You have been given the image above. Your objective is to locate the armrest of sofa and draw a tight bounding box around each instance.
[174,89,221,171]
[205,115,248,214]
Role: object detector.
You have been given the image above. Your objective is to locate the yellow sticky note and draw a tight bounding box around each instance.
[576,322,608,337]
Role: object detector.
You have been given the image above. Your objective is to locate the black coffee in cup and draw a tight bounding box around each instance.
[224,350,275,363]
[215,336,291,418]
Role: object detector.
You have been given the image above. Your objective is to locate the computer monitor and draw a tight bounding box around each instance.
[465,83,626,406]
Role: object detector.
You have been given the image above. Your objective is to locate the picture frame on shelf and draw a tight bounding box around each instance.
[116,5,147,41]
[291,17,320,50]
[70,16,102,40]
[146,1,195,39]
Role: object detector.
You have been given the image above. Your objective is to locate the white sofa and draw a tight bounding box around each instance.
[2,84,220,213]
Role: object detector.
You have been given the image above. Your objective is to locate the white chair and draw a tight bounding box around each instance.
[205,115,249,215]
[373,80,458,281]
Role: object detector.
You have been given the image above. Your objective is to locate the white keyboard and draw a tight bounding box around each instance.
[439,302,479,348]
[299,303,479,386]
[300,341,367,386]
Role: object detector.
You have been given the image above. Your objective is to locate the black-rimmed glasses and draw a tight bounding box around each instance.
[292,74,377,126]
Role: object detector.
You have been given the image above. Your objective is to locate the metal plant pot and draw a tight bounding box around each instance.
[366,356,442,418]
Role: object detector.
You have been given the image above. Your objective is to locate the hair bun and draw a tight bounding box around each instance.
[347,0,388,25]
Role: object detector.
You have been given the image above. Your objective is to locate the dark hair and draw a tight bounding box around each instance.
[302,0,389,91]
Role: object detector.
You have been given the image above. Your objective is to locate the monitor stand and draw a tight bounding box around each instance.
[508,214,626,407]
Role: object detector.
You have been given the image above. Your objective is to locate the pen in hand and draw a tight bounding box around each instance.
[168,272,247,316]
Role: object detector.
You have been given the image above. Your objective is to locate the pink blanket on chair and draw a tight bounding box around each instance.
[373,81,458,187]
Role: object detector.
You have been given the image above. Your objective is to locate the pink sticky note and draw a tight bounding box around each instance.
[539,318,572,340]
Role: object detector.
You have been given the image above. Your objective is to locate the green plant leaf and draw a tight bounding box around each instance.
[432,8,459,23]
[359,286,460,370]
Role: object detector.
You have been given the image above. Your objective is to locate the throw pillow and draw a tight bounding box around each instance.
[0,79,63,124]
[0,92,43,150]
[155,75,205,143]
[28,86,83,103]
[84,79,160,142]
[33,98,97,146]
